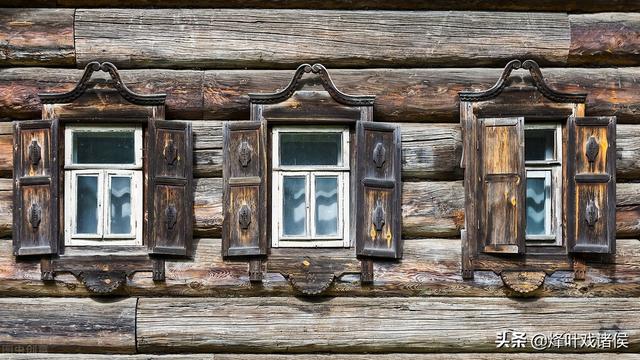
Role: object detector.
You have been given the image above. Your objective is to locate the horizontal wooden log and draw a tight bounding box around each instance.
[0,297,136,353]
[2,67,639,124]
[1,237,639,297]
[74,10,570,69]
[1,178,639,239]
[3,355,640,360]
[137,296,640,353]
[0,9,74,66]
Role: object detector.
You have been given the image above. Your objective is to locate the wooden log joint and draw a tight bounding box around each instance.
[500,271,546,296]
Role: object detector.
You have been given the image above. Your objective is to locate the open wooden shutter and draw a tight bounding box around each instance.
[222,121,267,257]
[13,120,59,256]
[478,117,525,254]
[148,120,193,257]
[356,122,402,259]
[567,116,616,254]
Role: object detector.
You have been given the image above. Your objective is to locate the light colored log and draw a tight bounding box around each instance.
[0,9,74,66]
[0,297,136,353]
[74,10,570,69]
[136,296,640,353]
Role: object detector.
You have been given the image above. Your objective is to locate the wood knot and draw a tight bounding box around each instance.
[500,271,546,296]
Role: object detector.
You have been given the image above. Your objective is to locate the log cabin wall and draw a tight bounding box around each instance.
[0,2,640,358]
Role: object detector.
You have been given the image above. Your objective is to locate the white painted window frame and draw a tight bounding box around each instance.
[525,123,563,246]
[271,126,350,248]
[64,125,143,246]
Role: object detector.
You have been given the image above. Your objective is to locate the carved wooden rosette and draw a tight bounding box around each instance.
[500,271,546,296]
[458,59,615,287]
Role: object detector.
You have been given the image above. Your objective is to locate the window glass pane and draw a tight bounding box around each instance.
[315,176,338,236]
[76,175,99,234]
[525,129,555,161]
[109,176,132,235]
[526,176,549,236]
[283,176,307,236]
[72,130,136,164]
[280,132,342,166]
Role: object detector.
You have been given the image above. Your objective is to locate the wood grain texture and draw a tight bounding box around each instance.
[0,297,136,353]
[1,237,640,297]
[569,13,640,66]
[74,9,570,69]
[0,9,74,66]
[2,67,639,123]
[137,296,640,353]
[4,355,640,360]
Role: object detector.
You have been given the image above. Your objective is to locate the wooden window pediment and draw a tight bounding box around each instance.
[459,59,617,285]
[222,64,402,293]
[13,61,193,295]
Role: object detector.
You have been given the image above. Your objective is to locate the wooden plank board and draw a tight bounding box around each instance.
[0,297,136,353]
[1,238,640,297]
[136,296,640,353]
[0,9,74,66]
[74,10,570,69]
[2,67,639,123]
[2,354,640,359]
[569,13,640,66]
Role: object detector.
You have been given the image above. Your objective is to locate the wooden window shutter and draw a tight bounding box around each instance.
[222,121,267,257]
[567,116,616,254]
[148,120,193,257]
[478,117,525,254]
[356,122,402,259]
[13,120,59,256]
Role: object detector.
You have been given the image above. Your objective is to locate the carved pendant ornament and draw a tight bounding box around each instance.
[164,139,178,166]
[373,141,386,168]
[501,271,546,296]
[238,204,252,230]
[372,200,385,233]
[28,139,41,166]
[28,202,42,229]
[238,139,252,168]
[165,204,178,230]
[78,270,126,295]
[585,136,600,165]
[585,199,599,228]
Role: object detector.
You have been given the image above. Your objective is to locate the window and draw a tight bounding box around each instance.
[64,125,143,246]
[271,126,350,247]
[524,123,562,246]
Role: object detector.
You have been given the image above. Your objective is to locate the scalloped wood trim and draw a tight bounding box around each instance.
[500,271,546,295]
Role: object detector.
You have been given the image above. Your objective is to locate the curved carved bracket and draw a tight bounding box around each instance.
[28,202,42,229]
[248,63,375,106]
[458,59,587,103]
[500,271,546,296]
[38,61,166,106]
[78,270,127,295]
[28,140,41,166]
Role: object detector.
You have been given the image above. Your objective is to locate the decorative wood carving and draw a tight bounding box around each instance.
[372,141,386,168]
[286,256,336,296]
[28,140,41,166]
[458,59,587,103]
[248,63,375,106]
[372,201,385,233]
[28,202,41,229]
[238,204,252,230]
[238,139,252,168]
[585,199,599,227]
[500,271,546,296]
[38,61,166,106]
[78,270,127,295]
[165,205,178,230]
[585,136,600,164]
[163,139,177,166]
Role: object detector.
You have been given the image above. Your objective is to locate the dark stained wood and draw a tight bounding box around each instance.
[137,296,640,353]
[0,9,74,66]
[2,67,640,123]
[0,297,136,353]
[148,120,194,257]
[567,117,616,254]
[569,13,640,66]
[74,10,571,69]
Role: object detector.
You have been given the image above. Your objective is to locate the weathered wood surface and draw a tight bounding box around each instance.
[4,355,640,360]
[0,297,136,353]
[136,296,640,353]
[2,67,639,123]
[1,237,640,297]
[71,11,639,68]
[1,178,639,239]
[0,9,74,67]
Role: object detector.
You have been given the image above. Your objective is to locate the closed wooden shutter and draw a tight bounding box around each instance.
[356,122,402,259]
[13,120,59,256]
[222,121,267,257]
[478,117,525,254]
[567,116,616,254]
[148,120,193,257]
